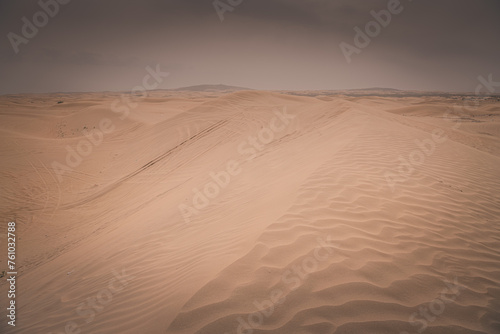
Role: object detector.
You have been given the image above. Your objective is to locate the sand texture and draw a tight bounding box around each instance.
[0,90,499,333]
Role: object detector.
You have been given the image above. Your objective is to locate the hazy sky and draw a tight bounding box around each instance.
[1,0,499,94]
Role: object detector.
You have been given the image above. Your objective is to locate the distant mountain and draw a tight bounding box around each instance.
[170,84,252,92]
[347,87,401,92]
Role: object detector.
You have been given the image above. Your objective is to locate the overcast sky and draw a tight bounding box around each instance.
[1,0,499,94]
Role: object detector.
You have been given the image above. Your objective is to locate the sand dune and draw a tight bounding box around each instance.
[0,90,499,333]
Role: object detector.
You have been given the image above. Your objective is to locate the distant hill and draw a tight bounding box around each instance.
[169,84,252,92]
[349,87,401,92]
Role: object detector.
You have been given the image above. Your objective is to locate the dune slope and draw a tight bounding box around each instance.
[0,91,499,334]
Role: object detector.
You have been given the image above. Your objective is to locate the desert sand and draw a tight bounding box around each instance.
[1,89,499,333]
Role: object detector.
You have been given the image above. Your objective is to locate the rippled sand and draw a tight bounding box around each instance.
[0,90,499,333]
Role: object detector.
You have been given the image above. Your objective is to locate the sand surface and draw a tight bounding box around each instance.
[0,90,499,333]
